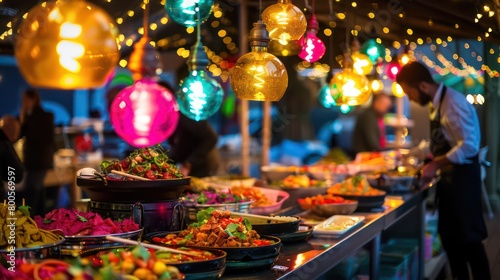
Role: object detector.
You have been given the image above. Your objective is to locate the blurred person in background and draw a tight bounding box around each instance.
[1,115,24,197]
[18,89,55,216]
[397,61,489,280]
[352,93,393,154]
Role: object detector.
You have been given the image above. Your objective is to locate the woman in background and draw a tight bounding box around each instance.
[18,89,55,216]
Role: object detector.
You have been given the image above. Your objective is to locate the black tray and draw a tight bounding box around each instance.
[329,192,386,209]
[76,177,191,202]
[145,231,282,263]
[250,216,300,236]
[277,225,314,243]
[81,245,226,278]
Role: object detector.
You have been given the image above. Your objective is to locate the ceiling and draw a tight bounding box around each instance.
[0,0,499,60]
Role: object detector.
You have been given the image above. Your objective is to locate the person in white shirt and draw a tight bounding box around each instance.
[397,61,489,280]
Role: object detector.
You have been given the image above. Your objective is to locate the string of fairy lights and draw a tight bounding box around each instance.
[1,0,499,97]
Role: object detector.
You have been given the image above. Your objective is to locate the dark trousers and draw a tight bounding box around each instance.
[441,237,490,280]
[17,170,47,217]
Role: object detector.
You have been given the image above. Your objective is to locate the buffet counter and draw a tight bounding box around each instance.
[221,186,431,280]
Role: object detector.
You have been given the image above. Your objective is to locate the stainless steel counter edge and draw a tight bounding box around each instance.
[221,186,433,280]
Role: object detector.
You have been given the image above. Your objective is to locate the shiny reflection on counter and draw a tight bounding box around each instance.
[292,250,325,269]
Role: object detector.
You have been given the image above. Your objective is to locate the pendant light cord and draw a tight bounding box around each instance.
[143,0,149,38]
[259,0,262,20]
[196,4,201,43]
[345,0,349,52]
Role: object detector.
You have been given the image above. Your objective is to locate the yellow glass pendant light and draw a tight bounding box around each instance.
[351,39,373,75]
[261,0,307,45]
[15,0,119,89]
[230,21,288,101]
[392,82,405,97]
[329,53,372,106]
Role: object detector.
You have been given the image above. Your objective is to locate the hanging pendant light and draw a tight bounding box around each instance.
[392,82,405,97]
[15,0,119,89]
[351,39,373,75]
[329,53,372,106]
[360,39,385,64]
[298,8,326,63]
[110,0,179,147]
[318,84,335,108]
[261,0,307,45]
[110,78,180,147]
[230,20,288,101]
[386,59,402,81]
[165,0,214,27]
[176,5,224,121]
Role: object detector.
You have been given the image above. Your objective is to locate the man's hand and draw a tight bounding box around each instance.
[421,161,438,185]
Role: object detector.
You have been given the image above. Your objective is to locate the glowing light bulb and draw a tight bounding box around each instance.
[398,53,411,65]
[330,54,372,106]
[110,78,179,147]
[318,85,335,108]
[230,21,288,101]
[386,61,401,81]
[165,0,214,27]
[262,0,307,45]
[177,70,224,121]
[351,51,373,75]
[15,0,119,89]
[370,79,384,93]
[360,39,385,63]
[392,82,405,97]
[298,13,325,63]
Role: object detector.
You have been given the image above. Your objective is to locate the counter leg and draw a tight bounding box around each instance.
[370,233,381,280]
[418,199,426,279]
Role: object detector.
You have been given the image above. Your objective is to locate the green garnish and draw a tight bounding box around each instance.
[43,219,52,224]
[132,245,150,262]
[243,219,252,231]
[18,205,31,217]
[75,213,88,222]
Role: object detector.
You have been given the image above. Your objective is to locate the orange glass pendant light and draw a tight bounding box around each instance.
[15,0,119,89]
[230,21,288,101]
[261,0,307,45]
[329,53,372,106]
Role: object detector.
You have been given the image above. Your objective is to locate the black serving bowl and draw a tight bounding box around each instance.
[81,245,226,279]
[330,192,386,210]
[145,231,281,269]
[242,216,300,236]
[76,177,191,202]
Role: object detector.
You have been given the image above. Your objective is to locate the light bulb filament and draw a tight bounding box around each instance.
[342,79,361,97]
[304,38,314,62]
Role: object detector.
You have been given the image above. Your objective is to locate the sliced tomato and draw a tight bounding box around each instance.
[254,240,271,246]
[121,158,130,169]
[145,169,156,180]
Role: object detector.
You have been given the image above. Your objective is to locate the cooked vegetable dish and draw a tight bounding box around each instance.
[327,175,385,196]
[100,145,182,180]
[153,208,275,247]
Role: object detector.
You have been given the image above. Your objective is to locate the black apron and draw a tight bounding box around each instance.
[431,86,487,243]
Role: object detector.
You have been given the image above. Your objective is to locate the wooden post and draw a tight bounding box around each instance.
[262,101,271,166]
[239,0,250,176]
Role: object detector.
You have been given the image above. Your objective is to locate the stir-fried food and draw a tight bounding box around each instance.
[153,208,274,247]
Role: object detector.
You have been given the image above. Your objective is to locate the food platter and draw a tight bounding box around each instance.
[313,215,365,237]
[76,177,191,202]
[61,228,144,256]
[0,235,65,259]
[145,232,282,270]
[81,246,227,280]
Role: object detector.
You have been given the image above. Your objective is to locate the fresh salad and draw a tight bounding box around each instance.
[152,208,275,247]
[186,190,252,205]
[100,145,183,180]
[0,245,184,280]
